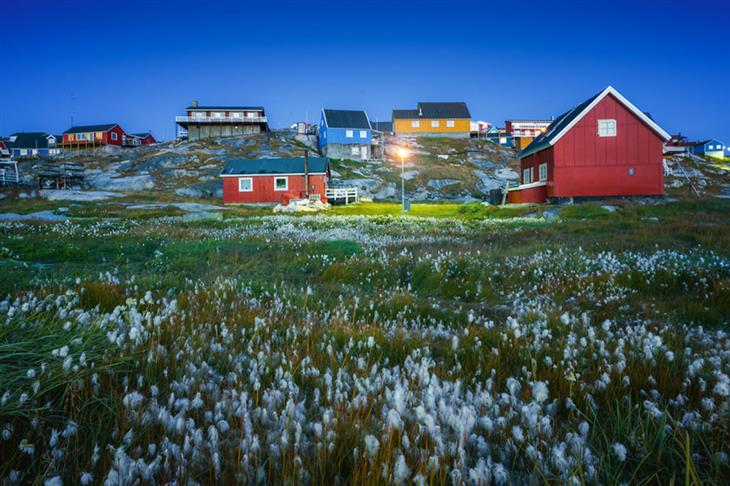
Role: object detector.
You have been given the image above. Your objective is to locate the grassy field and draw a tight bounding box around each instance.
[1,198,729,484]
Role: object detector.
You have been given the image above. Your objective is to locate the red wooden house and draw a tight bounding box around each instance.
[62,124,126,150]
[220,156,330,205]
[508,86,670,203]
[133,132,157,145]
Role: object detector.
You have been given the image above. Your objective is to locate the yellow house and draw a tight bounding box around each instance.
[392,102,471,138]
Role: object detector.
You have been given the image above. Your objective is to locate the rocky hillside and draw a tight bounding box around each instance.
[664,153,730,198]
[13,131,520,201]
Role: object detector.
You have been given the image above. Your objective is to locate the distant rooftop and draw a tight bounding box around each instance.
[392,102,471,120]
[323,109,371,129]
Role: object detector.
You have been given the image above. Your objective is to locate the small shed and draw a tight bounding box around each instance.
[220,156,330,204]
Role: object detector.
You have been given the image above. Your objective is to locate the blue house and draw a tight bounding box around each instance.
[318,109,372,161]
[7,132,61,157]
[691,139,725,159]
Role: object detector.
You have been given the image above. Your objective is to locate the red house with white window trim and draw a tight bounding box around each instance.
[221,156,330,205]
[508,86,670,203]
[62,124,126,150]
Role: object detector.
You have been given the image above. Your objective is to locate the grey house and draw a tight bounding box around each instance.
[175,101,268,141]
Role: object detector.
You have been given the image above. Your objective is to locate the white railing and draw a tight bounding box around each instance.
[175,115,268,124]
[326,187,359,204]
[0,168,19,184]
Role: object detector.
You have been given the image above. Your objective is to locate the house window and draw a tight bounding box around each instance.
[193,111,205,118]
[446,120,455,128]
[213,112,223,118]
[246,112,257,118]
[523,167,533,184]
[598,119,617,137]
[539,163,548,181]
[431,120,440,128]
[351,146,360,156]
[346,130,353,138]
[274,177,288,191]
[231,112,242,118]
[359,130,367,138]
[111,132,118,141]
[411,121,420,128]
[238,177,253,192]
[708,145,714,150]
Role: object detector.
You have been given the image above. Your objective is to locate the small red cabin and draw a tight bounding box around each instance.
[508,86,670,203]
[133,132,157,145]
[221,156,330,204]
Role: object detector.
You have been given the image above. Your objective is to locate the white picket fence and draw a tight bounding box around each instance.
[326,187,359,204]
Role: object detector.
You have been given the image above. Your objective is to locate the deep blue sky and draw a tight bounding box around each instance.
[2,0,728,142]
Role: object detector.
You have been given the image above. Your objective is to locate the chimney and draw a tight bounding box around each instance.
[191,100,198,108]
[304,150,310,198]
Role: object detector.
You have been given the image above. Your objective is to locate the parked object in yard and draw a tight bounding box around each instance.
[690,139,726,159]
[392,102,471,138]
[508,86,670,203]
[36,161,85,189]
[318,109,372,161]
[220,155,330,205]
[6,132,61,157]
[175,100,268,141]
[0,160,20,186]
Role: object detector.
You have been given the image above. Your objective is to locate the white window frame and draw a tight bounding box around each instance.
[431,120,440,128]
[359,130,367,139]
[522,167,533,184]
[446,120,455,128]
[351,146,360,156]
[111,132,118,141]
[345,130,353,138]
[213,112,223,118]
[598,119,617,137]
[231,112,242,118]
[238,177,253,192]
[411,120,420,128]
[274,176,288,191]
[538,163,548,181]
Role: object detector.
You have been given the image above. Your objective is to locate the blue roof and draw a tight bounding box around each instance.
[221,157,329,176]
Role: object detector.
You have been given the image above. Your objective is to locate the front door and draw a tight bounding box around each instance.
[361,146,368,160]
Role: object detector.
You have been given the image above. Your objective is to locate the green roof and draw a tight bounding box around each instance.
[221,157,329,176]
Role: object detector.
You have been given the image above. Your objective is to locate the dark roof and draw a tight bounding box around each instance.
[519,90,604,158]
[371,121,393,132]
[392,102,471,120]
[186,105,264,111]
[64,124,118,134]
[221,157,329,176]
[133,132,153,138]
[323,109,371,129]
[7,132,54,149]
[392,109,420,119]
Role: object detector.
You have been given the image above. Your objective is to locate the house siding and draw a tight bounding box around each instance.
[222,174,329,204]
[393,118,470,136]
[550,94,664,198]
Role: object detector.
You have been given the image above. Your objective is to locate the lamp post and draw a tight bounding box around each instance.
[398,147,408,211]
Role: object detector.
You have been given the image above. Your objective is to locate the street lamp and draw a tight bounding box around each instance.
[398,147,408,211]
